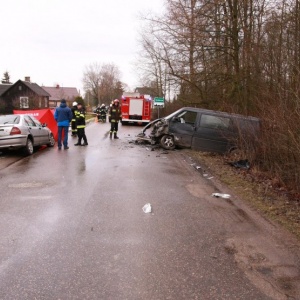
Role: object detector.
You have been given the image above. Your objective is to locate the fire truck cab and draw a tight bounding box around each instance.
[121,92,152,125]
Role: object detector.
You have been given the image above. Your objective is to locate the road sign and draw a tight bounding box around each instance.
[154,97,164,106]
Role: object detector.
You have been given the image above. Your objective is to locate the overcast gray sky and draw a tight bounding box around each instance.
[1,0,164,95]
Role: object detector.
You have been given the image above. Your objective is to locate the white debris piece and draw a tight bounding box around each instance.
[212,193,231,199]
[142,203,152,213]
[191,163,201,170]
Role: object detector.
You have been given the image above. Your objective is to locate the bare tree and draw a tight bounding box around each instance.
[83,63,102,105]
[83,63,124,106]
[138,0,208,106]
[136,26,171,98]
[138,0,271,111]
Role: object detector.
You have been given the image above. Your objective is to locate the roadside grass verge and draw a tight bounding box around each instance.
[187,150,300,240]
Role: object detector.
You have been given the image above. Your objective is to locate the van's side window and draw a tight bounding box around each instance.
[177,111,197,124]
[200,114,231,130]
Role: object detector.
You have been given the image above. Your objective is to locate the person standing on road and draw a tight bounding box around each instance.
[108,99,122,139]
[71,101,78,136]
[54,99,72,150]
[95,105,101,122]
[74,103,88,146]
[99,104,107,122]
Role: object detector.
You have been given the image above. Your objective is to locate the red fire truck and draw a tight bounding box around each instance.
[121,92,152,125]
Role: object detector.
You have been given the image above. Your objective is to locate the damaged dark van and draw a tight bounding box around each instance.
[138,107,260,153]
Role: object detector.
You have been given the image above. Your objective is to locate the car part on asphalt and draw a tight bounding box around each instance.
[142,203,152,213]
[211,193,231,199]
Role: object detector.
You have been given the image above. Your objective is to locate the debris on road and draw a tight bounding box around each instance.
[190,162,215,180]
[229,159,250,170]
[142,203,152,213]
[190,163,202,170]
[212,193,231,199]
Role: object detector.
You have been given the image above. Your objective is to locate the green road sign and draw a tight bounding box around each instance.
[154,97,164,106]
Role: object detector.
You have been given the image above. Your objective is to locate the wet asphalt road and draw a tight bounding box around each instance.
[0,121,299,300]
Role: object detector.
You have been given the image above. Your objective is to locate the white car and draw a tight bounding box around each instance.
[0,114,55,155]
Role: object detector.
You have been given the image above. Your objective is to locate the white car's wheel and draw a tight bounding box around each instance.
[24,138,34,155]
[47,133,55,147]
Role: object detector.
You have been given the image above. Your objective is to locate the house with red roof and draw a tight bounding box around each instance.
[42,84,80,108]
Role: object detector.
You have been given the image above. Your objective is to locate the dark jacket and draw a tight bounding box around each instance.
[108,105,122,122]
[71,105,78,120]
[100,107,106,115]
[54,103,72,126]
[75,108,86,128]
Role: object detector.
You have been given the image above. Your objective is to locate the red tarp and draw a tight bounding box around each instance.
[13,109,58,141]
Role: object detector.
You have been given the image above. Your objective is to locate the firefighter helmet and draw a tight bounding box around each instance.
[73,101,78,106]
[113,99,119,103]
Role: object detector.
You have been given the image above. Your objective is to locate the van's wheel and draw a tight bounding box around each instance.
[47,133,55,147]
[24,138,34,155]
[160,135,175,150]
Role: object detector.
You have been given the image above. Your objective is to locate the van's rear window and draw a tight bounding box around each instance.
[200,114,230,130]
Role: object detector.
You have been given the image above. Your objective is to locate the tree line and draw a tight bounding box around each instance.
[82,63,125,107]
[137,0,300,193]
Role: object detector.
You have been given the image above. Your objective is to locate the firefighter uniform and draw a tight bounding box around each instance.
[95,105,101,121]
[99,104,107,122]
[108,99,122,139]
[71,102,78,136]
[74,103,88,146]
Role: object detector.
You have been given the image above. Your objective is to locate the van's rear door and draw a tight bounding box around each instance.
[192,113,236,153]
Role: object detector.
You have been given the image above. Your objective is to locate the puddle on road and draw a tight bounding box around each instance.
[8,182,45,188]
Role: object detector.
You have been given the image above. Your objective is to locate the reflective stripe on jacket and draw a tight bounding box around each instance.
[75,109,86,128]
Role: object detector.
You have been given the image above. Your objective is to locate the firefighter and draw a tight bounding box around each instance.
[99,104,107,122]
[71,101,78,136]
[74,103,88,146]
[108,99,122,139]
[95,105,101,122]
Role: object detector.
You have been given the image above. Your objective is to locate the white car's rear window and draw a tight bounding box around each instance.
[0,115,20,125]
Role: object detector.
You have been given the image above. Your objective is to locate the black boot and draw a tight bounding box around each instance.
[109,132,112,139]
[114,133,119,139]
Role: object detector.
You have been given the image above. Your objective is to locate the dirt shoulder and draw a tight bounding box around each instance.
[185,150,300,240]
